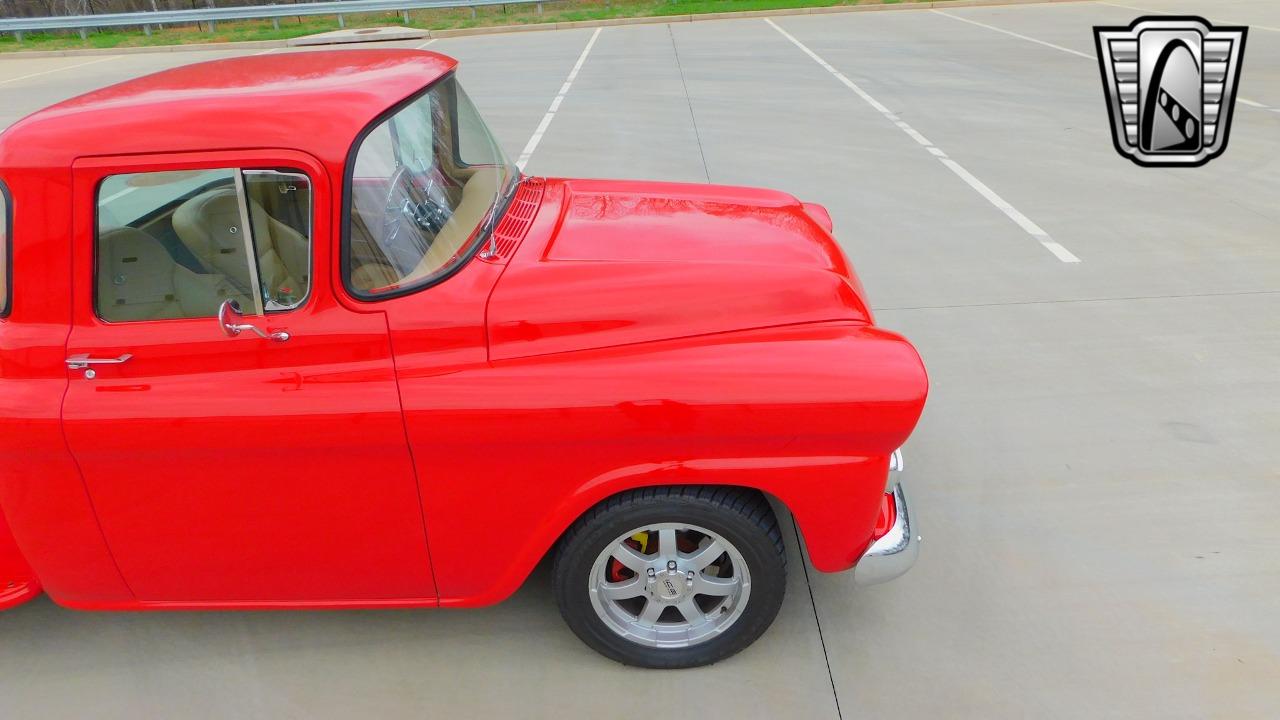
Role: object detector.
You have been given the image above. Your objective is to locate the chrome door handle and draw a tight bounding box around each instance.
[226,323,291,342]
[218,299,291,343]
[65,353,133,370]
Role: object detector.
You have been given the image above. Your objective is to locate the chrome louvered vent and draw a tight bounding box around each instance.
[480,177,545,263]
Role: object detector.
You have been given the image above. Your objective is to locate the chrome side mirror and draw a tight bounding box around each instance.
[218,299,290,342]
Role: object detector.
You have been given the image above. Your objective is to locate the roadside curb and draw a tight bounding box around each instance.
[0,0,1089,59]
[0,38,288,58]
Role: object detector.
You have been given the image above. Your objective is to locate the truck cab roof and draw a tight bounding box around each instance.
[0,49,457,169]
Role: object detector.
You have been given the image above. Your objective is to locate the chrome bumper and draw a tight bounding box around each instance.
[852,480,920,586]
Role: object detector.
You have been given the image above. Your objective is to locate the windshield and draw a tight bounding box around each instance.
[346,75,517,297]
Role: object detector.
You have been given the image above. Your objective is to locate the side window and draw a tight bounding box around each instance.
[0,181,9,317]
[95,168,311,323]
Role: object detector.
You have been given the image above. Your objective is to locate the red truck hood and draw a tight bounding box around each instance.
[487,178,872,361]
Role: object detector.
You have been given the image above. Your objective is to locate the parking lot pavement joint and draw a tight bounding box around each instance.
[791,516,844,720]
[668,26,712,184]
[765,17,1081,264]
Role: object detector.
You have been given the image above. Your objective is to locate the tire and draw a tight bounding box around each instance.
[552,486,787,668]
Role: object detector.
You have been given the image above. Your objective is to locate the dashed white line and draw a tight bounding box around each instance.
[0,55,120,87]
[764,18,1080,264]
[894,119,934,147]
[938,157,1080,263]
[516,27,601,171]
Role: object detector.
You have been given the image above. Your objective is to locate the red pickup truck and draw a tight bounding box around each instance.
[0,49,926,668]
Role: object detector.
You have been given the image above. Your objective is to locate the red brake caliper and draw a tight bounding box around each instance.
[608,531,703,582]
[608,536,645,582]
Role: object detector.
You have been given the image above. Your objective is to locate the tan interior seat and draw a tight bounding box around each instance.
[348,167,501,293]
[97,227,184,321]
[349,262,400,293]
[395,166,502,288]
[246,195,310,304]
[172,187,309,311]
[99,223,270,321]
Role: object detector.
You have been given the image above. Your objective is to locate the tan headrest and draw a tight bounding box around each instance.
[171,188,254,290]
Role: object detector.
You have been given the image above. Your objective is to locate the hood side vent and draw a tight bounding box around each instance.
[480,177,545,263]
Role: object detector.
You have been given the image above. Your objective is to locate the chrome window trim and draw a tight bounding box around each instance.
[243,169,314,314]
[232,170,266,316]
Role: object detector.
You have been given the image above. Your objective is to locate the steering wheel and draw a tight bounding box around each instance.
[380,165,452,250]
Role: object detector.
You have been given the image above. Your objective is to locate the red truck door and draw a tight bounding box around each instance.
[60,152,435,605]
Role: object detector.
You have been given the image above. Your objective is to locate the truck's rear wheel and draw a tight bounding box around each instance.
[552,487,786,668]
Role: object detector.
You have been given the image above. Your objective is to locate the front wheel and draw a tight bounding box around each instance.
[552,487,787,668]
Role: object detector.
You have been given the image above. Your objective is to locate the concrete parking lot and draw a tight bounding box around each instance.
[1,0,1277,717]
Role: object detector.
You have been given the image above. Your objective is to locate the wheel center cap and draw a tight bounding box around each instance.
[647,569,688,603]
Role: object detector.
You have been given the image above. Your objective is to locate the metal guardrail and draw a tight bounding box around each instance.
[1,0,547,40]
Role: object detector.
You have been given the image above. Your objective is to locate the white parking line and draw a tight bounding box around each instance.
[1099,1,1280,32]
[933,10,1093,59]
[516,28,601,171]
[933,9,1275,111]
[415,39,437,50]
[0,55,121,87]
[764,18,1080,264]
[1098,2,1166,15]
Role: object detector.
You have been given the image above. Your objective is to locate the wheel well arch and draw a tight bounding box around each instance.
[438,479,795,608]
[437,454,885,607]
[544,483,785,559]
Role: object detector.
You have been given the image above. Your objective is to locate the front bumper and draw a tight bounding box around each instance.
[852,480,920,586]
